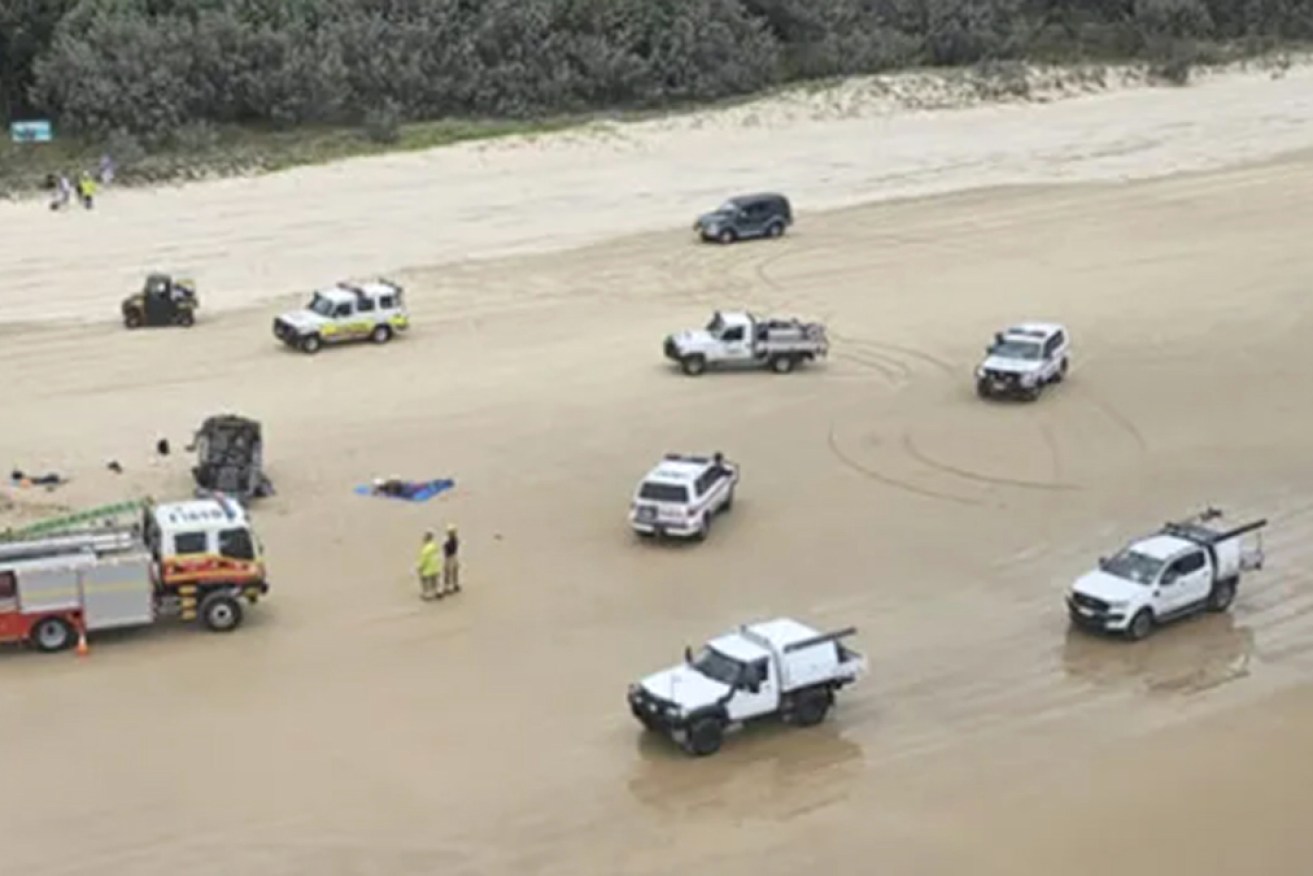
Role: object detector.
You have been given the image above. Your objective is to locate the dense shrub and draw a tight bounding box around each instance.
[3,0,1312,142]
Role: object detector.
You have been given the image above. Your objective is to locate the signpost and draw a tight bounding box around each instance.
[10,119,53,143]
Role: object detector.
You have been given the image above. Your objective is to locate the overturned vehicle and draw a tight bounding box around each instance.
[189,414,273,502]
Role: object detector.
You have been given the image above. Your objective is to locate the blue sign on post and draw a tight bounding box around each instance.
[10,120,53,143]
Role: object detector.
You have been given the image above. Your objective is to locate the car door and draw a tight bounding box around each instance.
[726,657,778,721]
[1157,551,1207,615]
[740,201,766,237]
[717,324,753,365]
[1041,334,1061,379]
[1172,550,1212,608]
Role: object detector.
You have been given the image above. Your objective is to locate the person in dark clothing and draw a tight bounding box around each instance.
[441,523,460,595]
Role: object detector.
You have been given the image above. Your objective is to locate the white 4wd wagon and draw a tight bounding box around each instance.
[629,452,738,541]
[273,279,409,354]
[975,322,1070,400]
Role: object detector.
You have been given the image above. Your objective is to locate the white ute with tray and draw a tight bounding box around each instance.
[1066,507,1267,641]
[628,452,738,541]
[663,310,828,376]
[627,618,867,756]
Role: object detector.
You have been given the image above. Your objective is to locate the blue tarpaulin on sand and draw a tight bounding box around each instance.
[354,479,455,502]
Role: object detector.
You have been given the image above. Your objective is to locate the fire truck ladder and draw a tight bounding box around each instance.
[0,528,142,564]
[1,499,147,540]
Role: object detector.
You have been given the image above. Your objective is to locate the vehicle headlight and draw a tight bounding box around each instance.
[1020,372,1037,385]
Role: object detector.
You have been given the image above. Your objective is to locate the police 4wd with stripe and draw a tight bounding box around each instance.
[629,452,739,541]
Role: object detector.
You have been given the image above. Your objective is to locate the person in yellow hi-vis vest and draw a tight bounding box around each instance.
[417,531,442,601]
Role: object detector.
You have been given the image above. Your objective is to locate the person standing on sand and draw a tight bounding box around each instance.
[417,530,442,601]
[77,172,97,209]
[441,523,461,596]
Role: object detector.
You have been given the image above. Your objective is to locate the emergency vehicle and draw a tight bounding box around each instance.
[0,495,269,653]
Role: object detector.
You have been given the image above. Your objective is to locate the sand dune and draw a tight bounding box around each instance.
[3,59,1313,875]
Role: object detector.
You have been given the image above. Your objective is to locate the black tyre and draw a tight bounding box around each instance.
[124,310,143,329]
[177,310,195,327]
[370,324,393,344]
[770,355,796,374]
[684,717,724,757]
[692,513,711,542]
[30,617,74,653]
[1053,357,1069,383]
[200,592,244,633]
[976,380,991,399]
[717,228,736,245]
[766,221,784,238]
[722,488,734,513]
[1208,578,1237,612]
[299,334,322,354]
[792,688,833,727]
[1127,609,1154,641]
[1023,384,1042,402]
[680,355,707,376]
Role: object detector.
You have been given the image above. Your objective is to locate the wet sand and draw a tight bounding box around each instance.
[4,74,1313,876]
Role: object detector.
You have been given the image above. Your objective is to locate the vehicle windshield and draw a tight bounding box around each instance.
[990,339,1041,360]
[691,646,743,686]
[638,481,688,503]
[1100,549,1165,585]
[307,293,334,316]
[714,201,740,214]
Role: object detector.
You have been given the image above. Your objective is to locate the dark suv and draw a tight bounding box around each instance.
[693,193,793,244]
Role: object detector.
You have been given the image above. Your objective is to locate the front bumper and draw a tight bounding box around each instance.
[978,371,1037,396]
[273,318,301,343]
[663,337,680,361]
[628,685,687,733]
[1066,595,1128,632]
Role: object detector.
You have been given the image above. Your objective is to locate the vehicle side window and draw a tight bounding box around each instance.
[0,571,15,600]
[173,532,208,554]
[357,297,376,313]
[379,295,395,309]
[1043,335,1060,358]
[333,303,352,318]
[1175,552,1205,575]
[219,528,256,561]
[721,326,744,342]
[1053,331,1066,349]
[742,658,768,690]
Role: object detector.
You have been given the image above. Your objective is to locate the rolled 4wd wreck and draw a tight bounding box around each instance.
[190,414,273,503]
[975,322,1070,400]
[664,310,828,376]
[628,618,867,756]
[1066,507,1267,641]
[629,452,738,541]
[273,279,408,354]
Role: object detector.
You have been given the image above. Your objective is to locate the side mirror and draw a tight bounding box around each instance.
[683,645,692,664]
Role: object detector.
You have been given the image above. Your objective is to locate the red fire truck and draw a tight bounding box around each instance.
[0,495,269,653]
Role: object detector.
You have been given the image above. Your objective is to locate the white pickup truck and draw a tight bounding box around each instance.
[627,618,867,756]
[663,310,828,376]
[1066,508,1267,641]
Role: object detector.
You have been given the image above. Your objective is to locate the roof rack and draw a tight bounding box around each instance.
[782,626,857,653]
[1160,509,1267,546]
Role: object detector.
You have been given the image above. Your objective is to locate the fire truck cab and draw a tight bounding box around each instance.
[0,495,268,653]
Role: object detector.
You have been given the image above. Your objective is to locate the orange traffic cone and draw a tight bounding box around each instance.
[75,628,89,657]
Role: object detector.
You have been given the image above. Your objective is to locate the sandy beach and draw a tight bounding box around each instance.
[3,58,1313,874]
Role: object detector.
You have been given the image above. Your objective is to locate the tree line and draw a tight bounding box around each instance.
[2,0,1311,148]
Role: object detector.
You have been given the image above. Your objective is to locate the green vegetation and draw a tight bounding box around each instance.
[2,0,1312,195]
